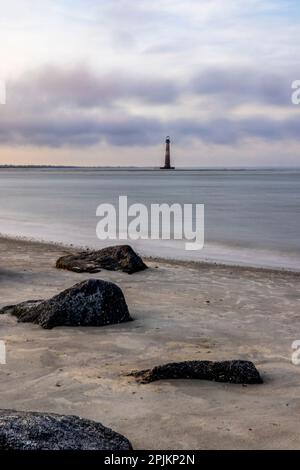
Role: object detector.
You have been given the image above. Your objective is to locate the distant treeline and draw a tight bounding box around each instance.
[0,165,80,168]
[0,165,145,169]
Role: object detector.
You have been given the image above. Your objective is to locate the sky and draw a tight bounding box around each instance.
[0,0,300,167]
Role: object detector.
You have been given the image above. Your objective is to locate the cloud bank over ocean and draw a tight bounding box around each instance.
[0,0,299,166]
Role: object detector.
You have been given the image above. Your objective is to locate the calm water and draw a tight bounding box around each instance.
[0,168,299,270]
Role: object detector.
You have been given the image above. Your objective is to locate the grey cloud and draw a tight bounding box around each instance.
[1,64,299,149]
[171,116,300,145]
[12,66,181,109]
[11,64,293,113]
[0,112,164,148]
[1,110,300,148]
[192,67,292,106]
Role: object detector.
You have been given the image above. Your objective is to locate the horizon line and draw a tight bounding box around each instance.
[0,165,300,170]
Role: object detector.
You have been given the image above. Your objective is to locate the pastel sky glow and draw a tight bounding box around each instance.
[0,0,300,166]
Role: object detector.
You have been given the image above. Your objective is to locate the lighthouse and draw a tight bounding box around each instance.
[160,136,175,169]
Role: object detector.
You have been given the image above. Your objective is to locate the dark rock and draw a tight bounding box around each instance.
[130,360,263,385]
[0,410,133,450]
[0,279,132,329]
[56,245,148,275]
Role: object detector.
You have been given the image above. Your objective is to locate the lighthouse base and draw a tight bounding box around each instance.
[160,166,175,170]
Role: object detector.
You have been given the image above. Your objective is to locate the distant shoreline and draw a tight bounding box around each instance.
[0,165,300,171]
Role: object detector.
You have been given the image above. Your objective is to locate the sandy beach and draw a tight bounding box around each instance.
[0,236,300,450]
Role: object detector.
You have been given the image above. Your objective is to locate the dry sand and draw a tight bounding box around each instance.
[0,236,299,450]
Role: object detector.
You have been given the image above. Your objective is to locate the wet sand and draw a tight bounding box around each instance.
[0,236,299,449]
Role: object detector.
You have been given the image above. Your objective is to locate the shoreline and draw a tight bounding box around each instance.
[1,233,299,277]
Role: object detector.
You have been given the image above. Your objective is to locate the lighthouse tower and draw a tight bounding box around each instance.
[160,136,175,170]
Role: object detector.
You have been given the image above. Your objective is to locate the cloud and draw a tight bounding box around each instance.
[0,60,299,151]
[0,109,165,148]
[0,0,299,165]
[10,62,295,112]
[192,67,293,106]
[172,115,300,145]
[1,102,300,149]
[11,65,181,109]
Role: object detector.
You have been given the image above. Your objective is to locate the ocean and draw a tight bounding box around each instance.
[0,168,299,271]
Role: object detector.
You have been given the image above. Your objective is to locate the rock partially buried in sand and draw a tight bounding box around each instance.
[56,245,148,274]
[0,279,132,329]
[130,360,263,385]
[0,410,133,450]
